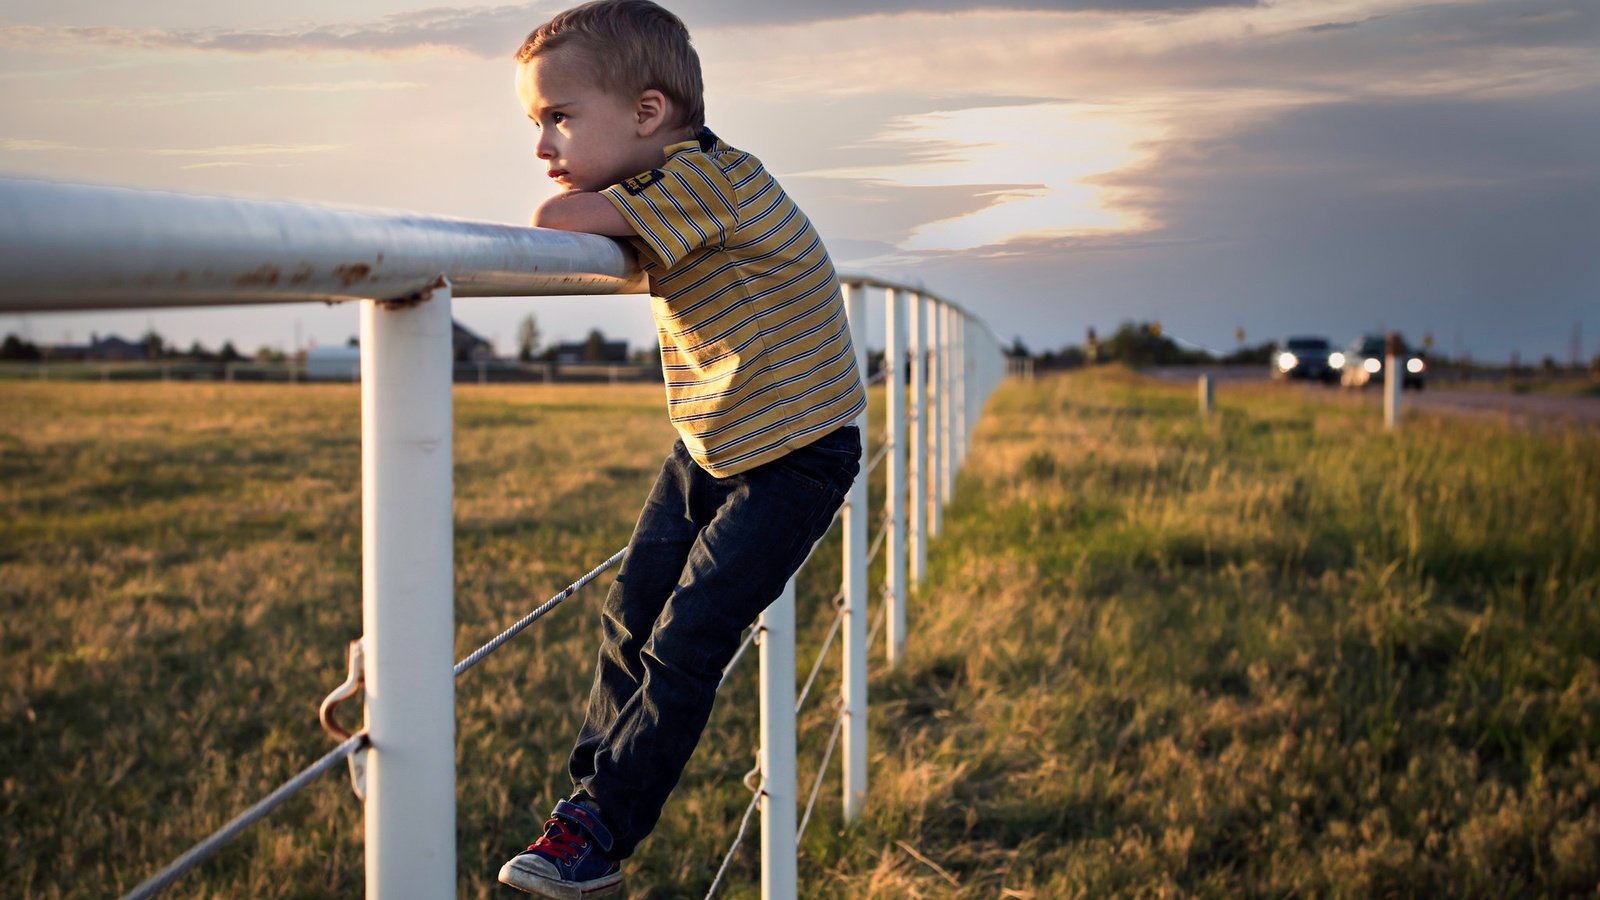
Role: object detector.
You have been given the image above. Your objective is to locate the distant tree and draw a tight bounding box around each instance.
[582,328,608,362]
[1101,320,1187,366]
[219,341,243,362]
[186,340,214,361]
[2,333,41,360]
[630,342,660,365]
[256,345,285,363]
[1008,336,1031,358]
[1040,345,1087,370]
[140,329,167,361]
[1221,340,1277,366]
[516,314,541,362]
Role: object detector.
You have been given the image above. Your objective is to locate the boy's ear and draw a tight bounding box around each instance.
[635,89,669,137]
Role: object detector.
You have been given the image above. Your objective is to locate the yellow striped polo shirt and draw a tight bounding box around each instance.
[601,129,866,477]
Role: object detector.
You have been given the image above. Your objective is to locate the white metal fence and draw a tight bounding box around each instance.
[0,175,1004,898]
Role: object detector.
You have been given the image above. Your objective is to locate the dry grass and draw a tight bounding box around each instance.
[4,371,1598,897]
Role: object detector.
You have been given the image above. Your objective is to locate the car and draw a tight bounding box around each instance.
[1272,335,1339,384]
[1334,334,1426,390]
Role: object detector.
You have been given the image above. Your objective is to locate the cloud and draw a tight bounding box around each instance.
[1,0,1257,59]
[0,137,96,152]
[36,80,427,107]
[151,143,344,157]
[798,103,1162,250]
[879,89,1600,358]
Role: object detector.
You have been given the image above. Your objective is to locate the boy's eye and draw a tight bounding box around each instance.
[551,112,567,125]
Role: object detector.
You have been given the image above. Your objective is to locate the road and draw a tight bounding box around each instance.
[1143,367,1600,428]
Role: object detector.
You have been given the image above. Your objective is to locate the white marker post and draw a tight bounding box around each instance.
[360,283,456,900]
[1384,332,1402,430]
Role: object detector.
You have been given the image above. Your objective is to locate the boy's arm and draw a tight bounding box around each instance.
[531,190,633,236]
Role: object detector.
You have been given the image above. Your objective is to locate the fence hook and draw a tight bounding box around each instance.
[319,637,369,801]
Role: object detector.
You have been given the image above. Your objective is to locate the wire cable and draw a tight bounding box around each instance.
[796,713,845,845]
[718,626,759,691]
[119,734,368,900]
[866,441,891,476]
[794,605,843,715]
[455,547,627,677]
[704,780,764,899]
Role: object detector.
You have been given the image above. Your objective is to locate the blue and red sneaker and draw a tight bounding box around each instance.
[498,799,623,899]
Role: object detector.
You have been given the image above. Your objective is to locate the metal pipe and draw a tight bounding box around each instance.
[758,580,797,900]
[0,177,644,311]
[841,284,869,821]
[360,282,456,899]
[885,288,908,666]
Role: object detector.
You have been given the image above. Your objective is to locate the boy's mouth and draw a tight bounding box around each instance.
[548,168,570,182]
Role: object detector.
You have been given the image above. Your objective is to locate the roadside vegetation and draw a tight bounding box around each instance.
[3,371,1596,897]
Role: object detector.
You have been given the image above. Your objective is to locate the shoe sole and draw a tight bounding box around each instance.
[497,860,623,900]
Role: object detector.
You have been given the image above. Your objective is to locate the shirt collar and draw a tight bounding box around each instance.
[665,127,720,158]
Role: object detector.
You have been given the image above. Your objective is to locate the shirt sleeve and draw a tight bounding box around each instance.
[601,152,740,270]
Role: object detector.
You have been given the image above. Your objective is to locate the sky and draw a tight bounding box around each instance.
[1,0,1596,363]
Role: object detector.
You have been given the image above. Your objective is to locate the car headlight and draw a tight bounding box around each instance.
[1277,352,1299,371]
[1406,358,1424,374]
[1329,352,1345,369]
[1363,358,1381,374]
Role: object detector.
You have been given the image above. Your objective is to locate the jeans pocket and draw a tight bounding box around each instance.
[773,427,860,494]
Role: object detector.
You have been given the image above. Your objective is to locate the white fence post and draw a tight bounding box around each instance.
[934,302,947,509]
[360,282,456,900]
[909,294,929,585]
[953,315,966,464]
[758,580,797,900]
[885,288,908,666]
[1199,374,1214,415]
[927,301,944,539]
[841,283,869,821]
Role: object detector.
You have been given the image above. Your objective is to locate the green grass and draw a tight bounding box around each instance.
[3,371,1598,897]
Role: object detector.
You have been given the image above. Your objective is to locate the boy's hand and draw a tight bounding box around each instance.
[531,190,634,237]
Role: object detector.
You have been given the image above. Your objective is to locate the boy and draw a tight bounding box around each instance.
[498,1,866,895]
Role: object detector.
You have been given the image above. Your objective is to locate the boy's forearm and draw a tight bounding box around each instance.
[531,190,634,236]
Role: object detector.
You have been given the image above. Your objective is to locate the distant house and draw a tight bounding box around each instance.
[553,339,629,364]
[304,320,492,379]
[44,332,143,361]
[453,321,492,362]
[305,345,362,381]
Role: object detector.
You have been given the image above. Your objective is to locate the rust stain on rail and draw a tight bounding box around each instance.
[237,264,281,288]
[335,263,372,288]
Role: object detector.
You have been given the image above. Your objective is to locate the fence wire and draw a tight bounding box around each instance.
[704,779,764,899]
[797,712,846,845]
[119,734,367,900]
[795,603,844,715]
[456,547,628,676]
[718,625,759,691]
[125,550,630,899]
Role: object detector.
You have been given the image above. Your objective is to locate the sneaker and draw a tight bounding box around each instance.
[498,799,623,899]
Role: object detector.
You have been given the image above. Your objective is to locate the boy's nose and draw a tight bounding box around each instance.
[536,136,556,160]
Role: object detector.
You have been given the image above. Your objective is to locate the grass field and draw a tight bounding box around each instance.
[3,370,1597,897]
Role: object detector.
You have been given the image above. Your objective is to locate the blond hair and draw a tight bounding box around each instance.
[515,0,705,129]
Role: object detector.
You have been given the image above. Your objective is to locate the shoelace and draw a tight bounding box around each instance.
[528,817,588,863]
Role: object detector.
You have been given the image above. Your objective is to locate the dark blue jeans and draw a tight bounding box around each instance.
[567,425,861,858]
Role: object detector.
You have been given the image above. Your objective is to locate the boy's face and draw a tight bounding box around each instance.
[516,48,658,193]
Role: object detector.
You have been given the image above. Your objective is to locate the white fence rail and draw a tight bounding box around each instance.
[0,175,1004,898]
